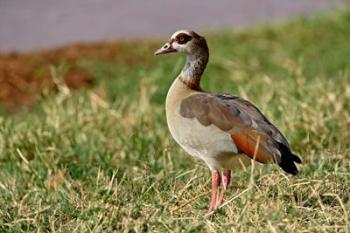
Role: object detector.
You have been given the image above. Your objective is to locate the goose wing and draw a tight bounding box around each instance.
[180,93,301,175]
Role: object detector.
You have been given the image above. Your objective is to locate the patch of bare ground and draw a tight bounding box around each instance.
[0,40,157,111]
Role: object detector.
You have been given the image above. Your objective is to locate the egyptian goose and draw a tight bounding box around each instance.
[155,30,302,212]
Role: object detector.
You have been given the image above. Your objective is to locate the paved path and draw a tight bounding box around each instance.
[0,0,345,52]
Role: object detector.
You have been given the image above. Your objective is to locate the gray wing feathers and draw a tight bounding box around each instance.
[180,93,291,152]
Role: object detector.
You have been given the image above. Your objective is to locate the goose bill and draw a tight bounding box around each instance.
[154,42,176,55]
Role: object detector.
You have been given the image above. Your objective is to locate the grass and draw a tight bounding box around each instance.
[1,9,350,232]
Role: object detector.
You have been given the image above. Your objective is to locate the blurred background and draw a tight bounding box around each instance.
[0,0,345,52]
[1,1,350,231]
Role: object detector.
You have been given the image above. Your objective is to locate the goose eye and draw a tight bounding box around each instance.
[176,33,192,44]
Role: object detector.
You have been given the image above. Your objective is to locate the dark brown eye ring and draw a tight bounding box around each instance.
[176,33,192,44]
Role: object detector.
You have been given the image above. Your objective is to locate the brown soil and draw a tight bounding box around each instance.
[0,41,156,112]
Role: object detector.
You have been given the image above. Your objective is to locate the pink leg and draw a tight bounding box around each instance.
[208,170,221,213]
[218,170,231,205]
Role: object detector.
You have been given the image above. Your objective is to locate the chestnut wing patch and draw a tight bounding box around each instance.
[231,129,275,163]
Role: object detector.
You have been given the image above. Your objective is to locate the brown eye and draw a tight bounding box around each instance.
[176,33,192,44]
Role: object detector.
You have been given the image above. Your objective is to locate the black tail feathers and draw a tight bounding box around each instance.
[277,143,302,176]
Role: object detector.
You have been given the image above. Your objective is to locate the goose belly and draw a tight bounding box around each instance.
[167,112,248,170]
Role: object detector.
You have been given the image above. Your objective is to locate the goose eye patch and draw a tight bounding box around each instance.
[176,33,192,44]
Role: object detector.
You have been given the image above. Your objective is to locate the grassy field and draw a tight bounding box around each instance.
[1,9,350,233]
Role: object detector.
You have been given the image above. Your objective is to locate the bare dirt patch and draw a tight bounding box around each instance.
[0,41,156,112]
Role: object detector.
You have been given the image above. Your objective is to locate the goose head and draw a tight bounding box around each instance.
[154,30,208,56]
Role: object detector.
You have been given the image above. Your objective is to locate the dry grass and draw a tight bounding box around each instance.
[0,9,350,232]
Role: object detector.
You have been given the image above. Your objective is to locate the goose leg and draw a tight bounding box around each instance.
[218,170,231,205]
[208,170,221,213]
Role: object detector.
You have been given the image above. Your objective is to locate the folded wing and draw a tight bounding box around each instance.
[180,93,301,175]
